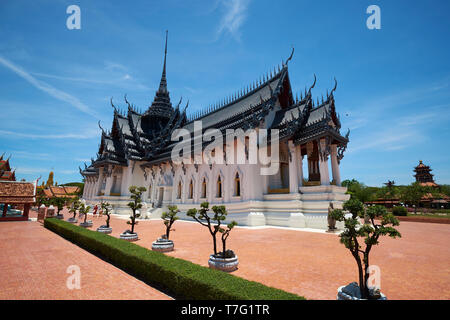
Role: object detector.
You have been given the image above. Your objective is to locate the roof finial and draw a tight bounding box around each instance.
[156,30,169,95]
[98,120,105,133]
[330,77,337,96]
[110,97,118,113]
[285,47,294,65]
[308,74,317,94]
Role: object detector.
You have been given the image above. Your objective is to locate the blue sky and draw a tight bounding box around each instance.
[0,0,449,186]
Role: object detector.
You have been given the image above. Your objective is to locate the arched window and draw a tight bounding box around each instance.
[177,181,182,199]
[201,178,207,198]
[216,176,222,198]
[188,180,193,199]
[148,185,152,199]
[234,172,241,197]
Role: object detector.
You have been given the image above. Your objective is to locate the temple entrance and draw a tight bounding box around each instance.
[268,143,289,194]
[307,141,320,182]
[157,187,164,207]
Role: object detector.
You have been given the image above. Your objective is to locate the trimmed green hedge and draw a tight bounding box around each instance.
[44,218,304,300]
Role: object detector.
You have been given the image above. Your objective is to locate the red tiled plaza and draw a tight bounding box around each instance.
[3,208,448,300]
[0,216,171,300]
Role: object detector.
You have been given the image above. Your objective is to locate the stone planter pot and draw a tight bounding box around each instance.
[337,282,387,300]
[151,238,174,252]
[120,231,138,241]
[55,214,64,220]
[79,220,93,228]
[208,254,239,272]
[66,217,78,224]
[97,225,112,234]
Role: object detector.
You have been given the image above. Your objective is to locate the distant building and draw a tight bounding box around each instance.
[0,154,37,221]
[366,160,449,209]
[413,160,449,208]
[0,154,15,181]
[414,160,439,188]
[42,186,80,199]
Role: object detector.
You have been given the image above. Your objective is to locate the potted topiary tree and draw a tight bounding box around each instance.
[79,201,92,228]
[120,186,146,241]
[97,201,113,234]
[67,198,80,223]
[187,202,239,272]
[52,197,67,219]
[331,198,401,300]
[152,205,179,252]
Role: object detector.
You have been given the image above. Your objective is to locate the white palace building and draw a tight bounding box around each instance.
[80,34,350,229]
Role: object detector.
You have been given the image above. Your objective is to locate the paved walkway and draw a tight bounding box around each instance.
[6,209,450,300]
[0,219,171,300]
[85,212,450,300]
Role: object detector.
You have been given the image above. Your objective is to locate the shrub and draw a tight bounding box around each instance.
[126,186,146,234]
[392,206,407,216]
[44,218,303,300]
[187,202,238,258]
[161,205,179,240]
[100,201,112,228]
[331,201,401,299]
[68,198,80,219]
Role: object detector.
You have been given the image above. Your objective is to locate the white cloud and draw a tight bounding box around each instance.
[0,55,98,118]
[0,129,98,140]
[216,0,251,41]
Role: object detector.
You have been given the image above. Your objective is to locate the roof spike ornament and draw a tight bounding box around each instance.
[308,74,317,95]
[330,77,338,96]
[110,97,118,113]
[285,47,294,65]
[98,120,105,134]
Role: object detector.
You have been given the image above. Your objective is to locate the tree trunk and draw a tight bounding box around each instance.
[211,231,217,255]
[363,253,371,299]
[166,220,172,240]
[222,237,226,258]
[355,256,366,299]
[106,215,110,228]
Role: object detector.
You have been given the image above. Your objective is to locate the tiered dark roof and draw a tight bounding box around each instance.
[81,41,349,177]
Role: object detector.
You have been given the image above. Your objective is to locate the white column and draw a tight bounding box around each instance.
[85,179,90,200]
[104,175,113,196]
[288,140,299,193]
[89,178,95,199]
[295,145,304,187]
[319,138,330,186]
[330,144,341,186]
[96,167,105,196]
[82,179,87,199]
[92,177,99,199]
[121,162,133,196]
[306,141,314,182]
